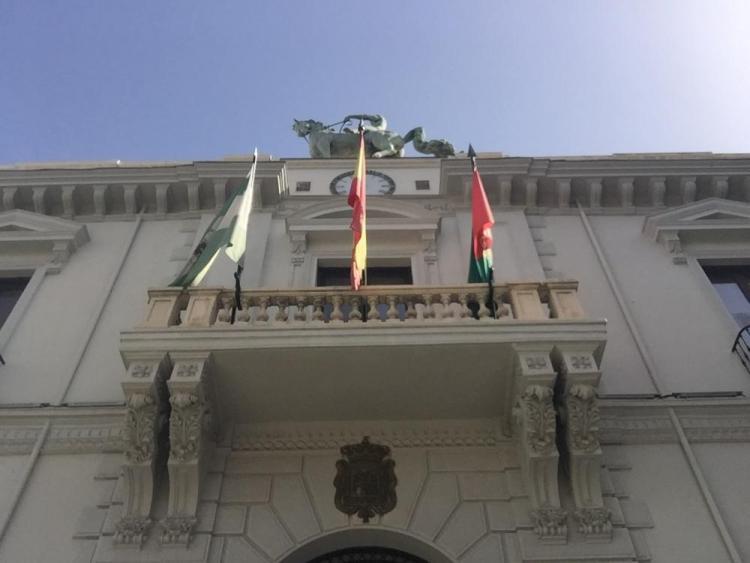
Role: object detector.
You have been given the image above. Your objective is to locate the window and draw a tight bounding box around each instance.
[415,180,430,191]
[316,258,413,287]
[703,265,750,327]
[296,181,311,192]
[0,277,30,329]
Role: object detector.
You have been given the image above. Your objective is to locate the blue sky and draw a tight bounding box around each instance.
[1,1,749,164]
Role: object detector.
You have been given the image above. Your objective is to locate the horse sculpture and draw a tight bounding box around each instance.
[292,114,455,159]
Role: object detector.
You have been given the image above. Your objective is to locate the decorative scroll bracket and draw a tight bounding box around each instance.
[552,344,612,541]
[161,352,215,545]
[511,344,566,543]
[115,353,172,546]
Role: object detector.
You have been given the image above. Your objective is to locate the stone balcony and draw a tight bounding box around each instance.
[116,281,612,545]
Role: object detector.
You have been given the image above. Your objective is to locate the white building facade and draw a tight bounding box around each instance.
[0,153,749,563]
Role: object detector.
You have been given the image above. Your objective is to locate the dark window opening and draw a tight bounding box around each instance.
[0,277,30,330]
[308,547,427,563]
[296,181,311,192]
[703,265,750,327]
[415,180,430,191]
[316,266,413,287]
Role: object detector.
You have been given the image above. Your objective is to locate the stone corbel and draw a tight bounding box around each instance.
[659,230,686,265]
[511,344,566,543]
[421,231,439,284]
[116,353,172,546]
[161,353,214,545]
[552,345,612,541]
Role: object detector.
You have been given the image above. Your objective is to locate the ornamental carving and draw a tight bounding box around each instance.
[569,355,594,370]
[334,437,397,523]
[574,507,612,538]
[567,384,600,453]
[518,385,556,455]
[129,363,153,378]
[525,356,548,370]
[168,391,202,463]
[175,362,200,378]
[530,507,567,540]
[114,516,151,545]
[123,393,157,464]
[161,516,197,545]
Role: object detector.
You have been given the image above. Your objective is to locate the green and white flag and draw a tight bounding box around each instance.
[170,150,258,287]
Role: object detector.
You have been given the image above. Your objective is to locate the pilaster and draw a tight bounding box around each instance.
[115,353,172,546]
[161,353,214,545]
[511,344,565,542]
[552,344,612,541]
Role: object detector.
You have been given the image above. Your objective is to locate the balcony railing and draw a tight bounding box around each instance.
[139,281,587,329]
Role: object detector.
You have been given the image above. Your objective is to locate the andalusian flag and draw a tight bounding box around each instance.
[467,145,495,283]
[170,150,258,287]
[348,130,367,290]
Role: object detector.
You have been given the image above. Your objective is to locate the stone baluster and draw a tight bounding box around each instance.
[255,296,269,323]
[367,295,381,321]
[405,299,417,321]
[295,296,307,322]
[348,296,363,322]
[439,293,452,320]
[2,187,17,210]
[116,353,172,546]
[476,293,491,320]
[311,297,325,322]
[511,344,566,543]
[236,297,252,323]
[494,295,511,318]
[525,178,538,208]
[552,345,610,541]
[273,297,288,323]
[215,296,234,325]
[162,353,214,545]
[386,295,399,321]
[743,177,750,202]
[330,295,345,323]
[421,294,434,320]
[458,293,472,320]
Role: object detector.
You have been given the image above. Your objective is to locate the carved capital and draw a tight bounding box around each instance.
[530,508,568,542]
[114,516,151,546]
[160,516,198,545]
[574,507,613,539]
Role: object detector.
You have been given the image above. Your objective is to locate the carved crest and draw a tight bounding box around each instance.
[334,437,397,523]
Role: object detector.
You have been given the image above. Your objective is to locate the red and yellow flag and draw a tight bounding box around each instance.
[348,131,367,290]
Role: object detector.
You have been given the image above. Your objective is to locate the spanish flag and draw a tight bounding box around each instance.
[467,145,495,283]
[348,130,367,290]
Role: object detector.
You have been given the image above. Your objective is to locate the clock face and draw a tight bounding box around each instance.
[330,170,396,196]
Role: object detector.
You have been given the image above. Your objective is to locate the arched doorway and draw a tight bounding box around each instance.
[308,546,426,563]
[279,528,456,563]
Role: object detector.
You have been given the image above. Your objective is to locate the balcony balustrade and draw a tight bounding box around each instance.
[139,280,587,329]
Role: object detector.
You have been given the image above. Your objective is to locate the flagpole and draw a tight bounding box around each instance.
[468,145,496,319]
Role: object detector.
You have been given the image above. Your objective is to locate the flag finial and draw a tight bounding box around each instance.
[467,144,476,159]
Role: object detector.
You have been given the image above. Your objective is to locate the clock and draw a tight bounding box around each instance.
[329,170,396,196]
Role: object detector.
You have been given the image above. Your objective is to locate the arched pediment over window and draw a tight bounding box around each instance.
[643,198,750,263]
[279,528,455,563]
